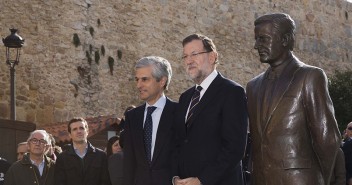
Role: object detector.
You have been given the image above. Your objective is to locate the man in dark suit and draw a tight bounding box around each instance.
[173,33,248,185]
[123,56,177,185]
[246,13,341,185]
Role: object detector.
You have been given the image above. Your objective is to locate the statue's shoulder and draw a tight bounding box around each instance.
[248,71,265,84]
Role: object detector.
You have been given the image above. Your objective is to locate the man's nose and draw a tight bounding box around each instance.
[136,80,142,88]
[254,40,260,49]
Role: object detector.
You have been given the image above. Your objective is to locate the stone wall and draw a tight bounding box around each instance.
[0,0,351,126]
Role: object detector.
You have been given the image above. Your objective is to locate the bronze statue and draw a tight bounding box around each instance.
[246,13,341,185]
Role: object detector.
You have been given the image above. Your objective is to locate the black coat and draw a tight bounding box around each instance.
[123,98,177,185]
[174,73,248,185]
[54,142,111,185]
[342,138,352,181]
[0,157,10,185]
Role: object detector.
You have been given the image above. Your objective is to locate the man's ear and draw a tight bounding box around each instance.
[160,76,167,87]
[282,33,290,47]
[209,51,218,64]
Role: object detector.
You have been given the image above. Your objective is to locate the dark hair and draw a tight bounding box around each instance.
[254,13,296,51]
[182,33,218,63]
[106,135,120,157]
[67,117,88,133]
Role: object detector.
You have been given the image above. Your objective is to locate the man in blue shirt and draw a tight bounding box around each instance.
[55,117,111,185]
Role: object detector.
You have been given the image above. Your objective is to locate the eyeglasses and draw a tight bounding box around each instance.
[347,127,352,131]
[29,138,47,145]
[182,51,211,61]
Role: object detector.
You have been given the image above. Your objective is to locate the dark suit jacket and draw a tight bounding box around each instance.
[108,152,123,185]
[342,138,352,181]
[174,73,248,185]
[246,56,341,185]
[123,98,177,185]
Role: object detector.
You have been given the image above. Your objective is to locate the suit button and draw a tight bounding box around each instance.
[184,139,188,143]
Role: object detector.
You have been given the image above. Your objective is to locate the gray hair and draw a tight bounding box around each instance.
[255,13,296,51]
[27,130,51,144]
[135,56,172,90]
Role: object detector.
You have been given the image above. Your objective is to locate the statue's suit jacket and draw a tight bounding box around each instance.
[123,98,177,185]
[174,73,248,185]
[246,56,341,185]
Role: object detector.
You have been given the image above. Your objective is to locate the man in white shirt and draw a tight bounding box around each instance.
[173,34,248,185]
[123,56,177,185]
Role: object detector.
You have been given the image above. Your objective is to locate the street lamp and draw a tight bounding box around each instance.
[2,29,25,120]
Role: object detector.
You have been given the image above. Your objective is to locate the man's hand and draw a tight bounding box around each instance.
[175,177,201,185]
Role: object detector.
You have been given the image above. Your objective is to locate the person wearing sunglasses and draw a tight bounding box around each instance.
[344,122,352,141]
[4,130,55,185]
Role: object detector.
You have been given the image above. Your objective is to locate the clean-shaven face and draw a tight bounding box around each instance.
[69,121,89,144]
[254,22,287,66]
[135,65,165,105]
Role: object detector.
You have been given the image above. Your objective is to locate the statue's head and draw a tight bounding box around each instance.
[254,13,296,66]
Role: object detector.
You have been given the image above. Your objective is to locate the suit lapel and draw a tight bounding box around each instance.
[263,57,302,131]
[151,99,173,165]
[255,74,266,137]
[134,104,149,165]
[187,73,223,129]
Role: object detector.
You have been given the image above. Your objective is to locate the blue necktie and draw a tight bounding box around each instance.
[144,106,156,164]
[186,86,203,126]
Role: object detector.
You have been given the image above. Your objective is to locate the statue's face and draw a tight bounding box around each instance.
[254,22,287,66]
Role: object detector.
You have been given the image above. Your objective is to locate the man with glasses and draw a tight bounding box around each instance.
[173,33,248,185]
[344,122,352,141]
[54,117,111,185]
[4,130,55,185]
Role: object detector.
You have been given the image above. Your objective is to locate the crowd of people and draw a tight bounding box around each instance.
[0,12,350,185]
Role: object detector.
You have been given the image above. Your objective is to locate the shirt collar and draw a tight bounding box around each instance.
[145,93,166,110]
[73,144,88,158]
[268,56,293,78]
[30,157,45,166]
[198,70,218,91]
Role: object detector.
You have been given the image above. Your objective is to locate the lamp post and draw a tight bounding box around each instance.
[2,29,25,120]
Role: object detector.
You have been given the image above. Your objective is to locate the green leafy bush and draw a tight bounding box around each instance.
[329,70,352,132]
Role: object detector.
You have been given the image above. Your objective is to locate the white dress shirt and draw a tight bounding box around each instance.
[144,94,166,159]
[186,70,218,120]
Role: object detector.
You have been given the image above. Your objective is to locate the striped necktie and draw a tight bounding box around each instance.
[186,86,203,126]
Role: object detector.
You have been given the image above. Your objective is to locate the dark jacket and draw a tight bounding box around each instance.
[54,142,111,185]
[123,98,177,185]
[108,152,123,185]
[342,138,352,182]
[0,157,10,185]
[4,153,55,185]
[174,73,248,185]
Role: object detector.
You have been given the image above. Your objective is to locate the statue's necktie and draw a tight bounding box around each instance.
[144,106,156,164]
[186,86,203,126]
